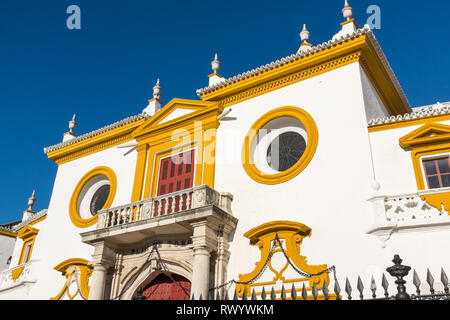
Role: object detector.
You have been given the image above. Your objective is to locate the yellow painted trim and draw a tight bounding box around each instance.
[50,258,93,300]
[46,118,145,165]
[28,214,47,227]
[11,266,25,282]
[399,123,450,149]
[16,226,39,267]
[0,230,17,238]
[242,106,318,185]
[131,99,222,201]
[368,114,450,132]
[399,123,450,211]
[148,97,162,104]
[132,98,220,139]
[236,221,331,299]
[208,73,222,78]
[340,18,358,28]
[131,144,150,202]
[199,34,410,116]
[147,142,200,198]
[69,166,117,228]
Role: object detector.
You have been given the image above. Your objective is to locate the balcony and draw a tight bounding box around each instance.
[82,184,236,247]
[0,261,37,294]
[80,185,237,300]
[367,187,450,247]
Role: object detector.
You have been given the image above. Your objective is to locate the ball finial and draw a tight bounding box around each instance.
[342,0,353,21]
[300,24,310,43]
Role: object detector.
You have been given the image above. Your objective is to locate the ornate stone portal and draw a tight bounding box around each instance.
[236,221,334,300]
[80,185,237,300]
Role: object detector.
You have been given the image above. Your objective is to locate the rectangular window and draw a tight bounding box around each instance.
[423,156,450,189]
[22,242,33,264]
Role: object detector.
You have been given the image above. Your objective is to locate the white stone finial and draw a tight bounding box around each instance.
[300,24,310,44]
[27,190,36,211]
[153,79,161,100]
[211,53,220,74]
[69,114,77,133]
[342,0,353,20]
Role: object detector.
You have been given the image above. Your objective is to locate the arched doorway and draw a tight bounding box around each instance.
[136,272,191,300]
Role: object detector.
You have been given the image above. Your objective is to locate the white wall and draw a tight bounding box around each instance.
[0,140,139,299]
[0,236,16,271]
[213,61,450,293]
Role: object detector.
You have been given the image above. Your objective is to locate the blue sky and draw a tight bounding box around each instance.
[0,0,448,224]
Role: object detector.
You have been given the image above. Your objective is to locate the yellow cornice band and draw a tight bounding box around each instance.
[199,34,410,117]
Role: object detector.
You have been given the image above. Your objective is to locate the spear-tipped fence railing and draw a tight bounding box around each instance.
[188,255,450,301]
[132,254,450,300]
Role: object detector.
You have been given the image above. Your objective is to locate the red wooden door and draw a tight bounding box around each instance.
[155,149,195,216]
[142,273,191,300]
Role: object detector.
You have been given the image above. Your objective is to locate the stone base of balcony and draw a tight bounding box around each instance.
[81,204,237,248]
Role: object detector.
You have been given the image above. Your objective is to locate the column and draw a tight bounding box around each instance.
[190,220,217,299]
[88,242,115,300]
[89,263,108,300]
[191,246,212,299]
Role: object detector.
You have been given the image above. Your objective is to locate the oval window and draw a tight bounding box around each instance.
[242,107,318,185]
[69,167,117,228]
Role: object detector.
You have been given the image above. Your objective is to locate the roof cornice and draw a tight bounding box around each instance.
[196,25,411,115]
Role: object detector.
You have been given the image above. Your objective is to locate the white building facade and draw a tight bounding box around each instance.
[1,2,449,300]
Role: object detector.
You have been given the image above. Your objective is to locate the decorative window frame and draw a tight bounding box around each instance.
[241,106,318,185]
[69,166,117,228]
[17,226,39,265]
[399,122,450,211]
[50,258,93,300]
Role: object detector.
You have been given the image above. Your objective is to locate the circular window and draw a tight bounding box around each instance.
[90,184,111,216]
[69,167,117,228]
[242,107,318,185]
[267,132,306,172]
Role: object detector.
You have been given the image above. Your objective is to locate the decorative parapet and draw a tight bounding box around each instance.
[0,261,37,293]
[367,188,450,247]
[367,102,450,127]
[97,185,233,229]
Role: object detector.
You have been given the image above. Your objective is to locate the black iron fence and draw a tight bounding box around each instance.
[132,254,450,301]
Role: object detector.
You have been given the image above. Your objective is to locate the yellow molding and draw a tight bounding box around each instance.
[132,98,221,139]
[340,18,358,28]
[0,230,17,238]
[17,225,39,239]
[46,118,145,165]
[11,266,25,282]
[51,258,93,300]
[69,166,117,228]
[199,34,410,116]
[368,114,450,132]
[131,100,222,201]
[399,123,450,149]
[242,106,318,185]
[236,221,330,298]
[208,73,222,78]
[131,144,150,202]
